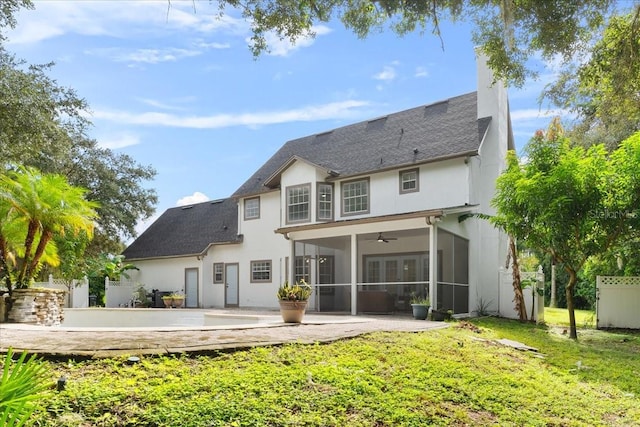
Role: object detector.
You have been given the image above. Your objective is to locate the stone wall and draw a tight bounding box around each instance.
[8,288,66,326]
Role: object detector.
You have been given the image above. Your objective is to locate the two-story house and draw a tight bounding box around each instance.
[122,54,513,316]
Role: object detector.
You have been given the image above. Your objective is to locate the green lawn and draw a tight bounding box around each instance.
[544,307,596,328]
[29,318,640,426]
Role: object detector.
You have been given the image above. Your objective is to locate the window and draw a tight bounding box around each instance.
[342,179,369,215]
[250,260,271,283]
[317,183,333,221]
[294,256,310,284]
[244,197,260,220]
[399,168,419,193]
[286,184,311,223]
[213,263,224,283]
[318,256,335,284]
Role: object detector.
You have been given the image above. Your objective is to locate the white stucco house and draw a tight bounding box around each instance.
[122,55,513,316]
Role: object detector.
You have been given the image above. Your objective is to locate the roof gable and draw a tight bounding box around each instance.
[263,155,338,188]
[122,198,240,260]
[233,92,490,197]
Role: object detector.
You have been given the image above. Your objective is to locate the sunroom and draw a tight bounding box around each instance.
[276,209,471,316]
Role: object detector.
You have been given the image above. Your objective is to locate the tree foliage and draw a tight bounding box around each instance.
[207,0,619,87]
[0,166,98,295]
[491,120,640,339]
[0,47,157,260]
[545,10,640,148]
[0,0,32,40]
[2,0,636,88]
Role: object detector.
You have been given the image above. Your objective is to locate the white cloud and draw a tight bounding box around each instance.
[97,133,141,150]
[510,108,570,122]
[89,99,372,129]
[86,47,201,64]
[136,97,196,111]
[415,66,429,78]
[177,192,210,206]
[373,65,396,81]
[194,41,231,49]
[261,25,332,57]
[7,1,248,45]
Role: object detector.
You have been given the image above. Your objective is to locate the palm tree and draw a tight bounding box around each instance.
[0,166,98,295]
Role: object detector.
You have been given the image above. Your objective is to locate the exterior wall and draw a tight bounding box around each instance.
[127,257,202,301]
[278,157,470,226]
[469,53,511,316]
[360,159,469,218]
[231,191,291,309]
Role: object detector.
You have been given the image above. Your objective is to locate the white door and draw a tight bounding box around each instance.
[225,263,239,307]
[185,268,198,308]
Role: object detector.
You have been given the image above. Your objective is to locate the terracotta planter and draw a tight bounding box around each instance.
[172,298,185,308]
[162,298,172,308]
[278,300,308,323]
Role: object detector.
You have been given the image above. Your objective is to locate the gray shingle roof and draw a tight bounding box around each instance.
[122,198,239,260]
[233,92,490,197]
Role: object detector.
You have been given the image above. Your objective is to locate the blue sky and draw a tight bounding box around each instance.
[6,1,563,235]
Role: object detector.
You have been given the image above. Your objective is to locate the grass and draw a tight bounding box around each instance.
[544,307,596,328]
[25,317,640,426]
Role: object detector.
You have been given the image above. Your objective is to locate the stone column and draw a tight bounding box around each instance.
[8,288,66,326]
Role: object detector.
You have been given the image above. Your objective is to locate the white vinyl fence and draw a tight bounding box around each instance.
[499,266,545,323]
[596,276,640,329]
[104,278,141,308]
[36,275,89,308]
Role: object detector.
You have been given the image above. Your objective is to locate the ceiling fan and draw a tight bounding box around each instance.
[375,232,397,243]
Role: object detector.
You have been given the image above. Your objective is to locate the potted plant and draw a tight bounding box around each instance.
[431,308,453,321]
[277,280,312,323]
[170,293,185,308]
[161,293,185,308]
[410,295,430,320]
[161,295,173,308]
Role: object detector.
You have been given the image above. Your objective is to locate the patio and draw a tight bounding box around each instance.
[0,310,449,358]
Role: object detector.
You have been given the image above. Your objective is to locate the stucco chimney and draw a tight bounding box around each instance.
[475,50,508,121]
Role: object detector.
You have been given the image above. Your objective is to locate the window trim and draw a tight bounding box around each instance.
[341,177,370,216]
[399,168,419,194]
[316,182,334,221]
[250,260,272,283]
[244,196,260,220]
[285,183,312,224]
[213,263,224,284]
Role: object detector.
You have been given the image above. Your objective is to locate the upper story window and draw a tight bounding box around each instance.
[317,183,333,221]
[342,178,369,215]
[244,197,260,220]
[286,184,311,223]
[399,168,419,194]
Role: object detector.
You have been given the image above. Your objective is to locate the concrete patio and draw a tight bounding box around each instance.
[0,310,449,358]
